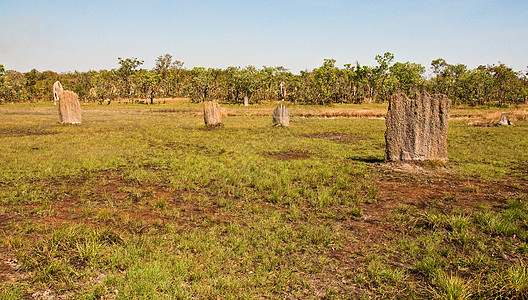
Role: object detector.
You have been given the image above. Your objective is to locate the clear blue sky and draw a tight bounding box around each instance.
[1,0,527,74]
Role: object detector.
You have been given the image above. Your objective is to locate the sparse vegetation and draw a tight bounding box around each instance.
[0,101,527,298]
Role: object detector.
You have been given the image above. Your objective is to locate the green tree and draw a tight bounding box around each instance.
[92,70,118,103]
[137,70,161,104]
[189,67,218,102]
[155,54,184,97]
[117,57,143,98]
[312,59,340,104]
[0,64,5,103]
[24,69,40,100]
[71,71,93,102]
[258,66,277,101]
[430,58,467,99]
[233,66,260,104]
[0,71,27,102]
[274,67,295,102]
[373,52,395,101]
[155,54,183,73]
[489,63,524,106]
[455,66,493,106]
[352,62,372,103]
[389,61,426,95]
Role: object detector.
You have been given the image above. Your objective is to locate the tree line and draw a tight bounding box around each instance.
[1,53,527,106]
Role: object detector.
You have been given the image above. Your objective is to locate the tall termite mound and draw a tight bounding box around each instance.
[385,92,450,162]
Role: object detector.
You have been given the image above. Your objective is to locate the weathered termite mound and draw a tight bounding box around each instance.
[203,101,222,126]
[499,113,513,126]
[273,104,290,127]
[58,90,82,124]
[385,92,450,162]
[53,81,63,105]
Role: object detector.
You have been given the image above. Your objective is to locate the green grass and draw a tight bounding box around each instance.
[0,100,527,298]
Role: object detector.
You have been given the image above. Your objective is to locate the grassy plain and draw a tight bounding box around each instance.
[0,100,527,299]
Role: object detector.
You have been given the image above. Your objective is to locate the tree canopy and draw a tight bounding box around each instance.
[1,54,527,106]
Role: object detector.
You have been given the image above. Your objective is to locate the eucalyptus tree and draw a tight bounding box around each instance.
[258,66,277,101]
[353,62,372,103]
[489,64,525,106]
[389,61,426,95]
[297,69,315,104]
[22,69,61,103]
[70,71,94,102]
[521,76,528,104]
[155,54,184,97]
[274,67,295,102]
[223,66,240,102]
[312,59,340,104]
[24,69,40,100]
[430,58,467,99]
[91,70,118,103]
[0,70,27,102]
[136,69,161,104]
[189,67,217,102]
[0,65,5,101]
[117,57,143,98]
[234,66,260,104]
[430,58,450,95]
[372,52,395,101]
[341,62,373,103]
[343,63,357,103]
[455,66,493,106]
[281,73,302,103]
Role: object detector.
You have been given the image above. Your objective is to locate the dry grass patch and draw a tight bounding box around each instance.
[450,105,528,126]
[294,108,386,119]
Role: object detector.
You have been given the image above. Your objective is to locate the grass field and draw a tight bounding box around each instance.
[0,100,527,299]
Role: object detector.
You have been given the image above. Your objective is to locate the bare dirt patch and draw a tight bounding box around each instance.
[0,247,24,284]
[0,127,57,137]
[359,163,525,226]
[12,169,232,236]
[0,213,16,229]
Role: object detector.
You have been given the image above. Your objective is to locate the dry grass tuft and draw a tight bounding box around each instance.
[294,108,386,119]
[461,108,528,126]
